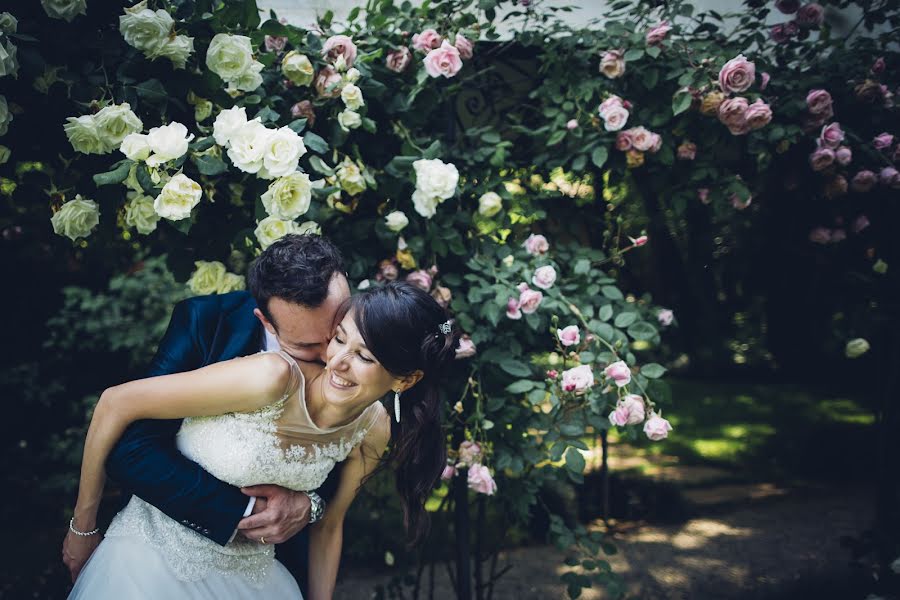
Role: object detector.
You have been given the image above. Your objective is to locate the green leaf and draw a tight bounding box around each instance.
[548,129,566,146]
[601,285,624,300]
[574,258,591,274]
[624,48,644,61]
[672,92,693,116]
[646,45,661,58]
[627,321,658,341]
[133,79,167,104]
[255,106,280,123]
[92,160,133,187]
[613,312,637,328]
[590,146,608,169]
[506,380,536,394]
[500,359,532,378]
[303,132,329,154]
[565,447,585,474]
[193,154,228,176]
[641,363,667,378]
[598,305,613,321]
[287,118,308,134]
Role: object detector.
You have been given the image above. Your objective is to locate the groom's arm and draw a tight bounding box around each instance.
[105,299,249,546]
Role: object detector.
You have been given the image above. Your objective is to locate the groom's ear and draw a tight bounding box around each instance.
[253,308,276,334]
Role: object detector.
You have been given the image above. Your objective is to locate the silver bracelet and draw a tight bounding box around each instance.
[69,517,100,537]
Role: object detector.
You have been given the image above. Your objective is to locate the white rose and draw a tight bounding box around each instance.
[118,2,173,54]
[531,265,557,290]
[478,191,502,217]
[51,194,99,241]
[281,51,314,86]
[212,106,248,148]
[336,158,367,195]
[254,216,301,249]
[206,33,255,85]
[341,84,365,110]
[146,121,193,167]
[259,126,306,179]
[229,61,263,92]
[413,158,459,200]
[153,173,202,221]
[0,12,18,34]
[384,210,409,232]
[0,38,18,79]
[187,260,226,295]
[345,67,360,83]
[119,133,151,162]
[41,0,87,22]
[64,115,107,154]
[338,109,361,132]
[296,220,321,235]
[0,95,9,136]
[156,35,194,69]
[412,189,439,218]
[123,191,160,234]
[94,103,143,149]
[226,119,271,174]
[261,172,312,220]
[218,272,246,293]
[602,105,629,132]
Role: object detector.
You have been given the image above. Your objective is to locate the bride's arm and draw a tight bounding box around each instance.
[307,407,390,600]
[63,353,292,579]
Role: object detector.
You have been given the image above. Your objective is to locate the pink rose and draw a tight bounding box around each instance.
[676,141,697,161]
[517,282,529,293]
[264,35,287,53]
[523,233,549,255]
[441,465,457,480]
[424,41,463,78]
[643,413,673,441]
[455,334,476,359]
[831,228,846,243]
[598,95,624,118]
[557,325,580,347]
[566,119,579,130]
[561,364,594,393]
[718,97,750,135]
[744,99,773,131]
[872,57,886,75]
[819,123,844,149]
[600,49,626,79]
[646,20,672,45]
[467,464,497,495]
[431,285,452,308]
[314,66,343,98]
[649,133,662,153]
[608,394,646,427]
[629,126,654,152]
[806,89,833,115]
[412,28,442,52]
[518,288,543,314]
[658,309,674,326]
[531,265,557,290]
[784,20,801,37]
[769,23,791,43]
[405,269,433,291]
[809,147,835,171]
[630,235,648,247]
[547,369,558,379]
[730,193,752,210]
[615,131,633,151]
[506,297,522,320]
[457,440,482,466]
[290,100,316,126]
[852,215,870,234]
[379,259,399,281]
[454,33,474,60]
[880,167,900,189]
[796,3,824,27]
[851,170,877,193]
[873,133,894,150]
[602,105,629,132]
[718,54,756,94]
[775,0,801,13]
[386,47,412,73]
[604,360,631,388]
[809,227,832,244]
[698,188,711,204]
[835,146,852,165]
[322,34,357,67]
[760,72,771,90]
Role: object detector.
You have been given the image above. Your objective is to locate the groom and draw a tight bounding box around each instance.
[104,234,351,591]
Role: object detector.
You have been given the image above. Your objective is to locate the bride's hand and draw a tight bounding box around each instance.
[62,529,103,583]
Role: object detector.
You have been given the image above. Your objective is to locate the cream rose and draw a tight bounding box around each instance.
[219,273,246,294]
[261,172,312,220]
[124,191,160,234]
[119,133,150,161]
[259,126,306,180]
[384,210,409,232]
[229,61,264,92]
[118,2,173,55]
[94,103,143,149]
[156,35,194,69]
[206,34,262,91]
[413,158,459,200]
[281,51,314,86]
[0,38,18,79]
[600,49,625,79]
[226,119,270,174]
[212,106,248,148]
[340,83,365,110]
[338,109,362,132]
[64,115,106,154]
[297,220,321,235]
[0,12,18,34]
[337,158,367,195]
[146,121,193,167]
[153,173,201,221]
[50,194,99,241]
[478,191,502,217]
[254,216,301,249]
[187,260,227,296]
[412,189,439,218]
[41,0,86,22]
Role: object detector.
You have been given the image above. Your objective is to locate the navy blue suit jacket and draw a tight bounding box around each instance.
[105,290,334,588]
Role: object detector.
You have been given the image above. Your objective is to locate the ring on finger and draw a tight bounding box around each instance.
[259,536,266,545]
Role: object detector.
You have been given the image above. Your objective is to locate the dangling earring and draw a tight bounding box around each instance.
[393,390,401,423]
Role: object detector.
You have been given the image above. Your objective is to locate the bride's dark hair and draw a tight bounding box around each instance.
[348,281,459,545]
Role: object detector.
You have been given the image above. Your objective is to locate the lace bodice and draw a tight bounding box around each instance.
[105,350,383,585]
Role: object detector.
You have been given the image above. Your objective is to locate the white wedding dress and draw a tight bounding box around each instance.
[69,350,383,599]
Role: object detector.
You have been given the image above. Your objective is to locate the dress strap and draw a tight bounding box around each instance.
[267,350,303,403]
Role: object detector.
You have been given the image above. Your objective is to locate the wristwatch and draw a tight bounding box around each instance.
[306,491,325,524]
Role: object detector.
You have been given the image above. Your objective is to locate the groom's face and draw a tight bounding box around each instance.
[257,273,351,363]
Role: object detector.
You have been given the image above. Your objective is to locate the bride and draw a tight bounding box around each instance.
[63,281,458,598]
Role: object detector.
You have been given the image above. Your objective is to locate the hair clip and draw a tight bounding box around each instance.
[438,320,452,334]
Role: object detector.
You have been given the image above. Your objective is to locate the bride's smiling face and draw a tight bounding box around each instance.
[323,311,400,409]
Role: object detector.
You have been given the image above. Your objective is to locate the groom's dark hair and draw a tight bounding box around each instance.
[248,234,346,322]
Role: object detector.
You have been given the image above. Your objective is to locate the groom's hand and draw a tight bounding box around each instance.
[236,484,311,544]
